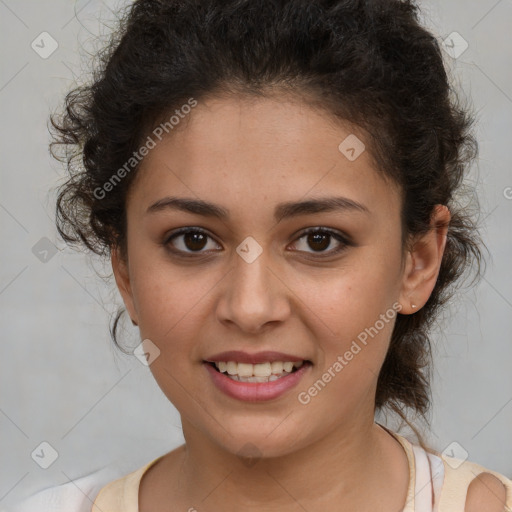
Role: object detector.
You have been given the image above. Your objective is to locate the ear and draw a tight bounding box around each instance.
[398,204,450,314]
[111,245,139,326]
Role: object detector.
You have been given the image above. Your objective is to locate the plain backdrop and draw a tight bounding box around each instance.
[1,0,511,508]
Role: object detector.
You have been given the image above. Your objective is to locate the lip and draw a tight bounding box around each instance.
[204,350,306,364]
[203,360,312,402]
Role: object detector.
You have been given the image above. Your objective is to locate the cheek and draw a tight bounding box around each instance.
[296,281,399,421]
[291,256,400,336]
[291,250,401,374]
[129,254,220,354]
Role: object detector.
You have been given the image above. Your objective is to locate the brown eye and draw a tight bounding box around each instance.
[306,232,331,252]
[164,228,221,254]
[182,231,207,251]
[291,228,351,256]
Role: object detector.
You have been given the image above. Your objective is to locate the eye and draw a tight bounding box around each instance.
[290,227,351,256]
[163,227,221,255]
[162,226,352,258]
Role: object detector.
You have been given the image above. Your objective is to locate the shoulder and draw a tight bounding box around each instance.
[5,465,127,512]
[438,452,512,512]
[91,455,165,512]
[464,471,509,512]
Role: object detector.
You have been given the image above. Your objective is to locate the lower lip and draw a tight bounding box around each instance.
[203,362,311,402]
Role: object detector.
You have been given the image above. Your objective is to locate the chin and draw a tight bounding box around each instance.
[202,417,312,461]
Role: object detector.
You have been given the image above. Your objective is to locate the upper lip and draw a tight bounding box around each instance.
[204,351,307,364]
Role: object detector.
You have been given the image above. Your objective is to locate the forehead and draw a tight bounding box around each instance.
[129,95,401,220]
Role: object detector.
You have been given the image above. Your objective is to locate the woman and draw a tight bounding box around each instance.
[11,0,512,510]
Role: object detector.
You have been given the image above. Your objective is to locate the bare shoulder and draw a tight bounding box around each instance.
[464,472,508,512]
[438,450,512,512]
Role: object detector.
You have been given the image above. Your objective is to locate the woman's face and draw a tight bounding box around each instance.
[113,94,414,458]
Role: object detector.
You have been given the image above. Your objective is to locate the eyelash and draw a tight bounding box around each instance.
[162,226,352,259]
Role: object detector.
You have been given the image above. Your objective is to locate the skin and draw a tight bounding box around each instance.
[112,94,451,511]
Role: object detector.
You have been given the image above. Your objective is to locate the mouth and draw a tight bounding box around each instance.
[204,360,311,383]
[203,350,313,401]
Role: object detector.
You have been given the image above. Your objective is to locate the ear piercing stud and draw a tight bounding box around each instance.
[411,304,417,309]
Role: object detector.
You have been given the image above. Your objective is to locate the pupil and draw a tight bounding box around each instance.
[185,232,207,251]
[308,233,329,251]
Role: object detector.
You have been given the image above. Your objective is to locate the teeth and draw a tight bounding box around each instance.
[254,362,271,377]
[237,363,253,377]
[213,360,304,380]
[271,361,284,374]
[227,361,238,375]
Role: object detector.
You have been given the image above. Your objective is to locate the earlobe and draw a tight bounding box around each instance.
[111,245,139,326]
[398,205,450,314]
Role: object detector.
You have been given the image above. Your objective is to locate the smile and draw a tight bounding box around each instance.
[203,359,312,401]
[209,360,305,382]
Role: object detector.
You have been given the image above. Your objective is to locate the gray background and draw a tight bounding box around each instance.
[1,0,511,508]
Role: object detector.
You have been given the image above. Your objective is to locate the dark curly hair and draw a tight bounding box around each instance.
[49,0,485,448]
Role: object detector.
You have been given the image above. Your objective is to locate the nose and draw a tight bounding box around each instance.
[216,247,291,334]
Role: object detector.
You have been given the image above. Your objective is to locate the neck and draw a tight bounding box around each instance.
[171,419,407,511]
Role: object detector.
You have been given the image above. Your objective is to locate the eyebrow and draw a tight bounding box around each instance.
[146,196,370,222]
